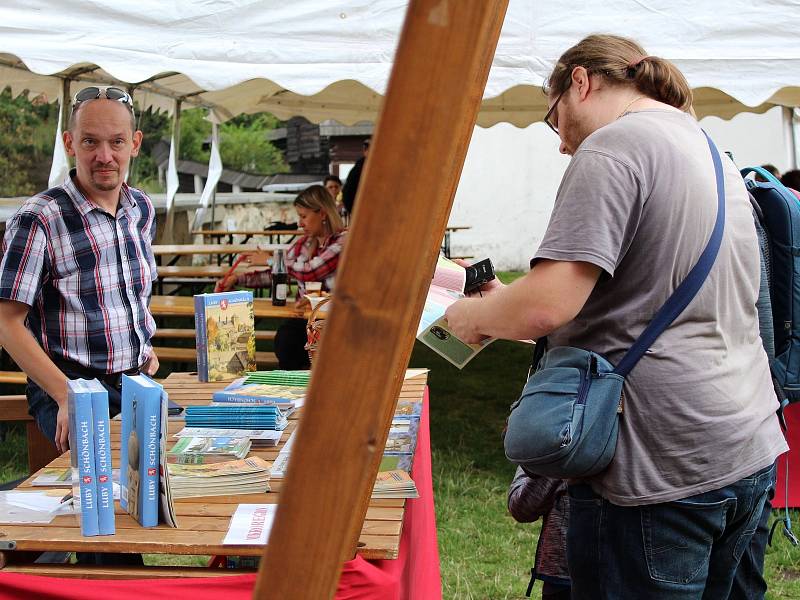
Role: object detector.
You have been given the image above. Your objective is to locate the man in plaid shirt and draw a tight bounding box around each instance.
[0,87,158,454]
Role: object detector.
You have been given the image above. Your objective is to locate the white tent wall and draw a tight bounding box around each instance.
[451,107,794,271]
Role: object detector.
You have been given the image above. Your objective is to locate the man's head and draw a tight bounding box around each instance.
[362,138,370,157]
[64,86,142,199]
[545,35,692,155]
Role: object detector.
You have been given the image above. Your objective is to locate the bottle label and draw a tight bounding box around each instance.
[276,283,287,301]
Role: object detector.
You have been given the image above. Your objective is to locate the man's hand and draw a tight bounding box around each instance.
[453,258,505,296]
[142,351,160,376]
[55,401,69,454]
[445,298,488,344]
[244,250,271,266]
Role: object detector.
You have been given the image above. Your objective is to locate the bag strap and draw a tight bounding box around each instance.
[613,131,726,377]
[740,166,783,187]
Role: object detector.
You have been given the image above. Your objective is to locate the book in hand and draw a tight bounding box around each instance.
[120,374,178,528]
[211,378,305,409]
[167,436,251,464]
[67,379,99,536]
[194,291,257,382]
[167,456,271,499]
[85,379,115,535]
[417,256,495,369]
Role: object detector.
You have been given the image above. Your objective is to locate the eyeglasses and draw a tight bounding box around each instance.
[72,86,134,112]
[544,86,568,135]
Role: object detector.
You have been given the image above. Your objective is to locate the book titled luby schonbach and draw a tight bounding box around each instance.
[67,379,99,537]
[85,379,115,535]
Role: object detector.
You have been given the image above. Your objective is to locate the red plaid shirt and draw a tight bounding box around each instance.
[285,231,347,296]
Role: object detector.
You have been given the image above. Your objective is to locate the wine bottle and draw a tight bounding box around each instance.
[271,249,288,306]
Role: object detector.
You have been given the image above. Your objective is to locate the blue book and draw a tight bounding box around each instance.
[193,291,256,382]
[121,374,162,527]
[86,379,115,535]
[119,374,135,511]
[67,379,99,537]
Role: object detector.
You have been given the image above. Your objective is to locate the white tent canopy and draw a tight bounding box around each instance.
[2,0,800,125]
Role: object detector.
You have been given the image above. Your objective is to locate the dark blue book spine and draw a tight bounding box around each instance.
[194,294,209,381]
[138,387,161,527]
[89,381,115,535]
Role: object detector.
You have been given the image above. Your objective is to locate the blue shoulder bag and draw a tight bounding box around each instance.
[504,131,726,479]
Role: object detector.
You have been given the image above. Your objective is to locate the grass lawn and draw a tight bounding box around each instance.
[1,269,799,597]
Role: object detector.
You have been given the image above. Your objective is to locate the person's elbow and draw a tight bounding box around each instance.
[520,303,578,339]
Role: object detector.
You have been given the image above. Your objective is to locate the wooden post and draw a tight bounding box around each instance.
[254,1,508,598]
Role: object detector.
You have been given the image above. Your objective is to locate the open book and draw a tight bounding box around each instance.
[416,256,495,368]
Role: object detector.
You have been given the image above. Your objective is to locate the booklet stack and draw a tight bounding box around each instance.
[167,456,272,499]
[167,436,252,464]
[120,374,178,528]
[380,398,424,473]
[185,405,288,430]
[211,378,305,409]
[372,470,419,499]
[240,370,311,387]
[194,291,257,382]
[67,379,116,536]
[173,427,283,448]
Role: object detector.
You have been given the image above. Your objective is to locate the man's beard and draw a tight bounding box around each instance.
[91,168,120,191]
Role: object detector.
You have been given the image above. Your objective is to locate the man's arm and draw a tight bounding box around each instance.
[444,259,602,343]
[0,300,70,452]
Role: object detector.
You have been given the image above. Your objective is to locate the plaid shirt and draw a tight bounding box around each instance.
[0,171,157,373]
[285,230,347,297]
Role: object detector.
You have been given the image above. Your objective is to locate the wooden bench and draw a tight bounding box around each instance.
[154,347,278,367]
[154,328,276,342]
[0,395,60,474]
[0,371,27,385]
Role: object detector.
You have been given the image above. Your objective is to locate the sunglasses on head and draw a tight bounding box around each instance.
[72,86,134,112]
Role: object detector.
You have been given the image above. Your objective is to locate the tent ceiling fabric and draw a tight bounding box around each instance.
[1,0,799,125]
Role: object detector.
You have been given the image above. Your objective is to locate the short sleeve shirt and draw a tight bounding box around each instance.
[0,171,157,373]
[535,110,787,505]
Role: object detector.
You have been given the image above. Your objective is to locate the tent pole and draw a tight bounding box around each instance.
[164,99,182,242]
[253,1,509,598]
[784,106,799,171]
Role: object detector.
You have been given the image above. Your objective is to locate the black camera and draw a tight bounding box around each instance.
[464,258,495,294]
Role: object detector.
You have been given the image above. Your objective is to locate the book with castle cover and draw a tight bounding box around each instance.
[194,291,257,382]
[86,379,115,535]
[67,379,99,537]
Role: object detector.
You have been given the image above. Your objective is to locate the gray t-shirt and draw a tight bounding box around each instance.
[535,110,788,506]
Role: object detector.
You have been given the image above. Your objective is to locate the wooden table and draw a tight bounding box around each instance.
[149,296,307,320]
[0,371,428,576]
[153,244,287,267]
[192,230,302,245]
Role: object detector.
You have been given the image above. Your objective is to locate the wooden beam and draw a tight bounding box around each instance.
[254,1,508,598]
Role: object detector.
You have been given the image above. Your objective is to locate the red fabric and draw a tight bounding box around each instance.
[774,402,800,508]
[0,389,440,600]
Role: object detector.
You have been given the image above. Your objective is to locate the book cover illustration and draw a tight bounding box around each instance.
[167,436,251,464]
[212,379,305,407]
[195,291,257,382]
[86,379,115,535]
[67,379,99,537]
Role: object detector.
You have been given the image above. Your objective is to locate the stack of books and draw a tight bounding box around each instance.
[194,291,257,382]
[120,374,178,528]
[240,370,311,387]
[379,398,424,473]
[212,378,305,410]
[167,456,272,499]
[167,436,251,464]
[372,470,419,499]
[66,379,115,537]
[185,405,288,430]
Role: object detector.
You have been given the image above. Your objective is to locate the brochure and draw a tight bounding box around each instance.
[223,504,278,545]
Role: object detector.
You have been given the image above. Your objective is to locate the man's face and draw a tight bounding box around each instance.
[63,99,142,196]
[550,89,592,157]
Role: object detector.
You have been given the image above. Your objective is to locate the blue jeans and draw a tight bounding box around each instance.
[566,463,777,600]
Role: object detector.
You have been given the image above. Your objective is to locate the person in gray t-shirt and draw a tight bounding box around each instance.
[446,34,787,599]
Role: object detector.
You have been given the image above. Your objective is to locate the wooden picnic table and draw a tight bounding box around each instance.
[0,370,428,576]
[152,244,287,267]
[192,229,302,245]
[149,296,307,320]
